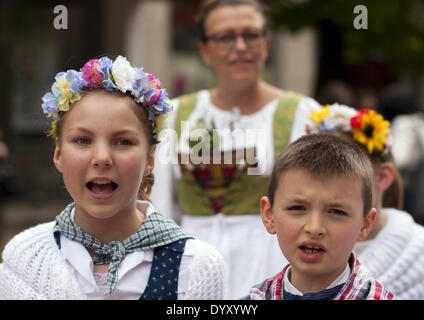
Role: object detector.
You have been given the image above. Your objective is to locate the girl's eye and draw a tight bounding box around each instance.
[116,139,132,146]
[329,209,347,216]
[74,137,90,145]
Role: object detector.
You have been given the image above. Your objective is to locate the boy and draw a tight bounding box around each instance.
[244,133,394,300]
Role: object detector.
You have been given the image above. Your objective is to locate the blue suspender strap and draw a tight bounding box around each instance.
[53,231,61,249]
[139,238,188,300]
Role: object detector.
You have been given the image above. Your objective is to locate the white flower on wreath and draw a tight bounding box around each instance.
[307,103,357,133]
[326,104,357,131]
[111,55,136,93]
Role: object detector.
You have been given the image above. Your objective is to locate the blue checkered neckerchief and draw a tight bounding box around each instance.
[53,202,191,295]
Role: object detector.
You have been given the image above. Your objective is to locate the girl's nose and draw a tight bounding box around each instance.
[91,143,113,167]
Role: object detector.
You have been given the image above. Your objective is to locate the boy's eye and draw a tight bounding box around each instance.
[286,205,305,211]
[74,137,90,145]
[329,209,347,216]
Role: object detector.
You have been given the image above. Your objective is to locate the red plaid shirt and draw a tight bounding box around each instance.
[248,253,394,300]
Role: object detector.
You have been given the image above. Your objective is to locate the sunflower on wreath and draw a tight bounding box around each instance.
[306,104,391,159]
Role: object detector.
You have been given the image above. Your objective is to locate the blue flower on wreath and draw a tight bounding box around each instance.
[99,57,117,91]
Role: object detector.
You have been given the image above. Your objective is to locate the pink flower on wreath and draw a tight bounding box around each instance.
[82,59,103,88]
[147,73,162,88]
[145,73,163,105]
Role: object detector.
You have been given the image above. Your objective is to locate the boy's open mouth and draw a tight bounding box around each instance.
[87,179,118,194]
[300,245,326,254]
[298,241,327,262]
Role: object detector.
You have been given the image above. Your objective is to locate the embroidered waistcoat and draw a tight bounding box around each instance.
[174,91,303,216]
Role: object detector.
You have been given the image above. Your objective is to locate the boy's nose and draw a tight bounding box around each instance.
[304,212,326,237]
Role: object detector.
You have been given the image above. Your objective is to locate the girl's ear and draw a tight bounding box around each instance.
[260,196,276,234]
[145,144,156,176]
[375,162,395,192]
[53,143,63,173]
[357,208,377,241]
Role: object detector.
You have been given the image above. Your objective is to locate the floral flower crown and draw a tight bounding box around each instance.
[41,55,173,142]
[306,104,392,159]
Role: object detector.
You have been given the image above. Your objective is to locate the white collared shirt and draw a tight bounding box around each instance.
[59,201,196,300]
[283,264,351,296]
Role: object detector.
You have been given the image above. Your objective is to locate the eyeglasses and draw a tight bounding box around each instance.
[205,29,267,50]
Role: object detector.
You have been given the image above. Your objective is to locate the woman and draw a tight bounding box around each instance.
[151,0,319,299]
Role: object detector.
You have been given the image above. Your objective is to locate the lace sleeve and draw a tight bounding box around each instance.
[183,239,226,300]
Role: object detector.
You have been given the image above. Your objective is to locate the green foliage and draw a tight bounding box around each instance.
[264,0,424,75]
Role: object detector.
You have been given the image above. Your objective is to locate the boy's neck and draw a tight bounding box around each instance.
[288,263,349,294]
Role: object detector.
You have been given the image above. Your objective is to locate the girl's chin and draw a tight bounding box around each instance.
[73,200,123,220]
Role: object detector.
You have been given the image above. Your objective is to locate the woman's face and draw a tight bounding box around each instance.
[199,5,270,87]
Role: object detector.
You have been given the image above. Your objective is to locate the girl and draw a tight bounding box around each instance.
[0,56,225,300]
[293,103,424,299]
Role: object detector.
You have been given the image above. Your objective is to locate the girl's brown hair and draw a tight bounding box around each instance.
[381,165,403,209]
[330,131,404,210]
[368,151,403,210]
[52,89,156,202]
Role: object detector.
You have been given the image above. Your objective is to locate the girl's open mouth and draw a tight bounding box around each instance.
[86,179,118,195]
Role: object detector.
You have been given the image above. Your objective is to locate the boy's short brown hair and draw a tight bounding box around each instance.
[268,132,373,216]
